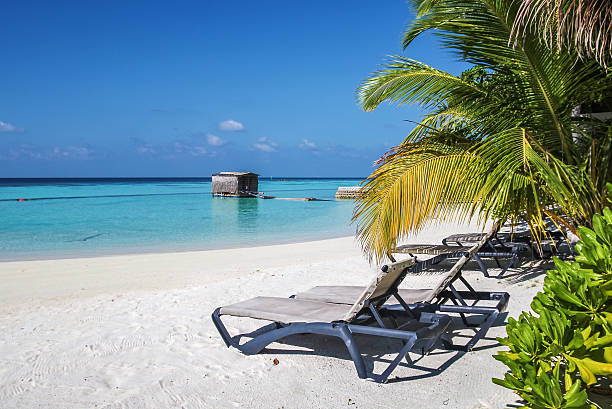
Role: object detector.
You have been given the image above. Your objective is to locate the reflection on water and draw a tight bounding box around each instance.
[237,198,258,233]
[210,196,259,235]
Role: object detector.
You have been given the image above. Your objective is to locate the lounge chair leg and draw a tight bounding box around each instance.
[496,254,518,278]
[472,254,489,278]
[371,336,417,383]
[338,325,368,380]
[444,311,500,352]
[212,308,235,348]
[464,311,498,351]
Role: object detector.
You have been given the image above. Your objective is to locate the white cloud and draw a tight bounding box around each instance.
[135,139,210,158]
[0,121,21,132]
[51,146,94,159]
[218,119,244,131]
[173,141,208,156]
[191,146,208,156]
[4,144,93,159]
[206,133,225,146]
[299,138,317,149]
[137,144,156,154]
[252,137,278,152]
[8,144,41,159]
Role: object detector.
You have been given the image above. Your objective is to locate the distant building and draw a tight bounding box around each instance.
[211,172,259,197]
[335,186,362,199]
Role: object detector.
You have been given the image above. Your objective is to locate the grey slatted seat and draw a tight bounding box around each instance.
[212,257,452,383]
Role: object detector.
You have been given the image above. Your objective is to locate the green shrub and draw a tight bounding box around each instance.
[492,185,612,409]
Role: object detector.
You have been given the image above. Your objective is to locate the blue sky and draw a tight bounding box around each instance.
[0,0,467,177]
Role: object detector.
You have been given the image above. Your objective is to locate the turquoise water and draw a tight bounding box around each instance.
[0,178,360,261]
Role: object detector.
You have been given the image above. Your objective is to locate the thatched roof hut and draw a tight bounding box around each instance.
[212,172,259,197]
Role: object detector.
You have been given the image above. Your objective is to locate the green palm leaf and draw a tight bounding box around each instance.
[353,0,611,261]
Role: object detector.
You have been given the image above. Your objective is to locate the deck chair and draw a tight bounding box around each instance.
[212,257,452,383]
[393,244,519,278]
[443,231,526,246]
[443,224,568,259]
[393,227,521,278]
[293,229,510,351]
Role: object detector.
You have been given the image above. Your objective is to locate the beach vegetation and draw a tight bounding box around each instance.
[493,188,612,408]
[353,0,612,261]
[510,0,612,70]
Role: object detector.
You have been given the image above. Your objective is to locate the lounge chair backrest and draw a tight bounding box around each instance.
[341,258,415,322]
[340,225,498,322]
[425,226,498,302]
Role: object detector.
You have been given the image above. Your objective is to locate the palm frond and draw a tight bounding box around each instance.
[512,0,612,69]
[358,57,486,111]
[354,143,478,261]
[353,0,611,261]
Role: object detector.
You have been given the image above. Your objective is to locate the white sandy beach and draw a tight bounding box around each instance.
[0,222,546,408]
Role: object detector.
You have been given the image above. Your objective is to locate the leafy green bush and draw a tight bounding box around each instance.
[493,185,612,409]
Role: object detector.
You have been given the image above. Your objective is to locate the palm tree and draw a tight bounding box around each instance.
[353,0,612,261]
[512,0,612,69]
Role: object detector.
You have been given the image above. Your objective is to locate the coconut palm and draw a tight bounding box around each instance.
[512,0,612,69]
[353,0,612,261]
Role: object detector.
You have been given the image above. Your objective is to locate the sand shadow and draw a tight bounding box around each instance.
[441,313,509,352]
[232,312,509,383]
[501,261,552,283]
[260,331,466,382]
[411,257,524,279]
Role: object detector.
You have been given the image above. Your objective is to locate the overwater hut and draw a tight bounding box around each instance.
[211,172,259,197]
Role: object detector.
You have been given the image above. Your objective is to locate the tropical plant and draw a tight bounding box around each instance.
[493,191,612,408]
[511,0,612,69]
[353,0,612,261]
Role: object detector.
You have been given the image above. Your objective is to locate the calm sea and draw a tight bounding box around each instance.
[0,178,362,261]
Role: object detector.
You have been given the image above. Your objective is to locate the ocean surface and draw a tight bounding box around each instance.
[0,178,362,261]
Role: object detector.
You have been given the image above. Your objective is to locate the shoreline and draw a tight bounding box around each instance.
[0,231,355,263]
[0,235,361,306]
[0,220,491,307]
